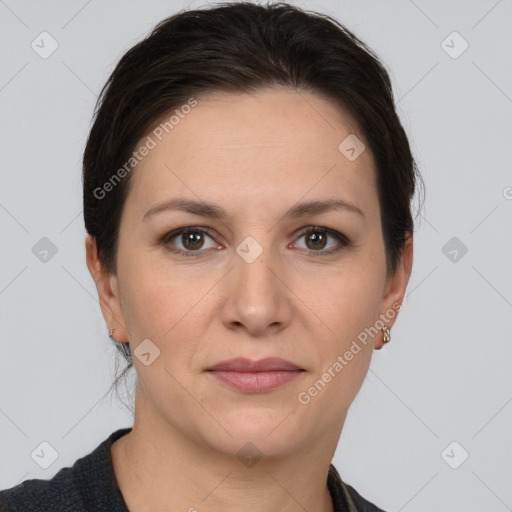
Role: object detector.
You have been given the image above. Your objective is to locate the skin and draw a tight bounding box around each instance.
[86,87,413,512]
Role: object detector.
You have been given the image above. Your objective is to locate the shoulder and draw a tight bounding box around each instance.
[341,480,388,512]
[0,466,79,511]
[0,428,132,512]
[328,464,387,512]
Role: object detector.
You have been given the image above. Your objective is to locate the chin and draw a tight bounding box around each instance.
[198,408,306,458]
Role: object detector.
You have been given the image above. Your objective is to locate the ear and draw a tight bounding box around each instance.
[85,234,128,343]
[374,234,413,350]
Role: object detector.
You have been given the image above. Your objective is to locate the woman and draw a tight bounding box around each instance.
[0,1,421,510]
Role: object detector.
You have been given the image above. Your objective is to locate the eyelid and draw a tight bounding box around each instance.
[291,226,351,256]
[159,226,220,254]
[294,226,351,246]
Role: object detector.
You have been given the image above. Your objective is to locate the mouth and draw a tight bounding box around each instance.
[206,357,305,393]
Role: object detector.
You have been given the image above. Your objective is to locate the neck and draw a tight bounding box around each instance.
[111,387,342,512]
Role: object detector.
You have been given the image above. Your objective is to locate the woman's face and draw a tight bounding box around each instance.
[89,87,411,459]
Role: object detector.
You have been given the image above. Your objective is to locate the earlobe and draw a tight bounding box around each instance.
[375,235,413,349]
[374,325,391,351]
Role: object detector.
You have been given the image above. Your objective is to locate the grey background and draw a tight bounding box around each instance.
[1,0,511,510]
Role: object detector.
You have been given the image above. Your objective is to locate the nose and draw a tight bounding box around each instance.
[221,243,293,337]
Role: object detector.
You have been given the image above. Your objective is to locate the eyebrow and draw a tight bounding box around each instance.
[143,197,365,222]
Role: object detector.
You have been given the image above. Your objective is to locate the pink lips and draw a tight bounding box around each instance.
[206,357,305,393]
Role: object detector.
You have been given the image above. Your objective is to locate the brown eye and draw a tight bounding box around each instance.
[161,227,220,257]
[181,231,206,251]
[304,231,328,251]
[293,227,351,256]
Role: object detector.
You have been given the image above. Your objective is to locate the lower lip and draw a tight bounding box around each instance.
[207,370,304,393]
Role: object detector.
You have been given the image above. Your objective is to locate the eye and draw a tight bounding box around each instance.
[160,227,221,257]
[160,225,351,258]
[292,226,351,256]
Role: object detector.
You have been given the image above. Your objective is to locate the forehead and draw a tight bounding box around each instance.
[127,87,378,220]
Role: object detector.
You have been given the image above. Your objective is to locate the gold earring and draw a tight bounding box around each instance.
[382,326,390,344]
[109,328,115,341]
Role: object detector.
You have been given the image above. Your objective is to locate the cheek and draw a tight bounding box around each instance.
[116,248,173,339]
[298,279,377,413]
[291,264,382,407]
[294,264,382,343]
[118,250,214,357]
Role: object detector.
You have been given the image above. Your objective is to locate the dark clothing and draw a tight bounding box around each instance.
[0,427,386,511]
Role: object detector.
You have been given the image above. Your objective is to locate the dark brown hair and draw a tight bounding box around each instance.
[82,1,424,404]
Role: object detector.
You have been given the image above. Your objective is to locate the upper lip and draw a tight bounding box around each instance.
[207,357,303,372]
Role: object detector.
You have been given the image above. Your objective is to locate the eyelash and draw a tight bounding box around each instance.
[159,226,351,258]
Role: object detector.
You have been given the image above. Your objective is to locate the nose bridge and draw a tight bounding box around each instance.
[234,232,277,297]
[224,231,290,332]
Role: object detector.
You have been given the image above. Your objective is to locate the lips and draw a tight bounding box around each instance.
[207,357,303,372]
[206,357,305,393]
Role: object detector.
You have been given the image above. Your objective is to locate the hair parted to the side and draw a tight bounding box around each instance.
[82,1,424,410]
